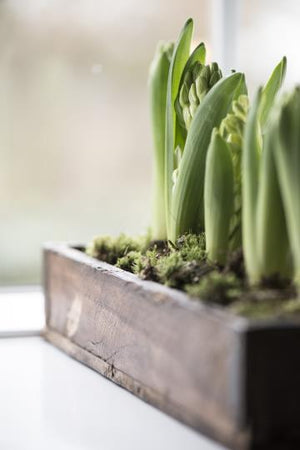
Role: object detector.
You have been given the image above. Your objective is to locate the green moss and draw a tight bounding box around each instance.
[86,232,299,319]
[147,233,208,288]
[116,251,142,273]
[229,287,298,318]
[185,271,242,305]
[86,233,150,265]
[132,249,160,281]
[229,299,285,319]
[282,297,300,314]
[155,254,211,288]
[155,253,185,287]
[174,233,206,262]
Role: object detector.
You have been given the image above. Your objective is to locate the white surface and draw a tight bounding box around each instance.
[0,337,227,450]
[0,287,44,335]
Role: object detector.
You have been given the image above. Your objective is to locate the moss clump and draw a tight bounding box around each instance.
[229,299,287,319]
[133,233,208,288]
[155,253,185,287]
[105,234,208,288]
[148,233,208,288]
[282,298,300,315]
[86,233,150,265]
[134,249,160,282]
[229,286,298,318]
[116,251,142,273]
[117,248,161,282]
[185,271,242,305]
[155,254,210,289]
[174,233,206,262]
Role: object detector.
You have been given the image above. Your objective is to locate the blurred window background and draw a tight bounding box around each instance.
[1,0,299,285]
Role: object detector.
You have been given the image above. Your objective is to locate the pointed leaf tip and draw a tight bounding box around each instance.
[259,57,287,132]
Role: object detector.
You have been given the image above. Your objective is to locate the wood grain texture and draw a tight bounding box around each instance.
[43,243,300,450]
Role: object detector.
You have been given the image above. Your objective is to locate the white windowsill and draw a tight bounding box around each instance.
[0,286,44,336]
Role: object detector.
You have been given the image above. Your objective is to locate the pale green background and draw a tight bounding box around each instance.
[1,0,299,284]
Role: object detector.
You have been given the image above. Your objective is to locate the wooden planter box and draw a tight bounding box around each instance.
[43,243,300,450]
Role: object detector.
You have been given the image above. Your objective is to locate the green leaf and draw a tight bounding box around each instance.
[242,88,262,284]
[259,56,287,134]
[256,119,293,281]
[170,72,247,242]
[204,130,234,265]
[149,42,174,239]
[165,18,194,237]
[179,42,206,81]
[275,88,300,284]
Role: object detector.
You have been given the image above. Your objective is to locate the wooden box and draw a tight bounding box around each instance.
[43,243,300,450]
